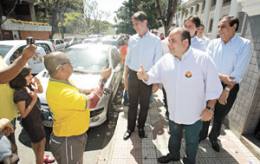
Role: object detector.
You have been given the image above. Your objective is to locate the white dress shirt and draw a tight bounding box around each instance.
[207,34,252,83]
[145,48,222,125]
[125,31,163,71]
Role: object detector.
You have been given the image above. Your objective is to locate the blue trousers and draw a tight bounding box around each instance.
[168,120,202,164]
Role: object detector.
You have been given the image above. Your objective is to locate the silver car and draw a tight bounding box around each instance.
[37,43,122,127]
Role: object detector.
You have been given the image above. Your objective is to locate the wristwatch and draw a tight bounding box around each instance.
[206,106,214,111]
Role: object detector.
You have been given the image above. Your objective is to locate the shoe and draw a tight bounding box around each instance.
[157,154,180,163]
[43,154,55,163]
[138,128,146,138]
[182,157,194,164]
[123,130,132,140]
[209,138,220,152]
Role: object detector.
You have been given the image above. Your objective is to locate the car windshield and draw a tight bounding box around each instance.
[65,46,109,73]
[0,45,13,57]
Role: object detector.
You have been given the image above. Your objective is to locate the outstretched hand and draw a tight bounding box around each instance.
[100,68,112,80]
[137,65,148,81]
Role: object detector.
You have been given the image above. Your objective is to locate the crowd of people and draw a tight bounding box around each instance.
[0,10,252,164]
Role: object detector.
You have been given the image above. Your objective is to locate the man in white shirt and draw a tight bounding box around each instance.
[137,27,222,164]
[199,16,252,152]
[184,16,208,51]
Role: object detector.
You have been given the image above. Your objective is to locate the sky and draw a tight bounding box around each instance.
[96,0,126,24]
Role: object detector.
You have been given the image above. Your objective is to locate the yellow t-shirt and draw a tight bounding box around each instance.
[0,84,18,120]
[46,80,90,137]
[0,57,18,120]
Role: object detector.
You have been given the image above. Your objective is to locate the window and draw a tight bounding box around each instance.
[208,19,214,32]
[223,0,231,5]
[195,4,200,13]
[211,0,217,7]
[190,7,193,14]
[36,43,52,54]
[202,0,205,11]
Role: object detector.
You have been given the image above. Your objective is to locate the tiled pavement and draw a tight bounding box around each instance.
[98,90,260,164]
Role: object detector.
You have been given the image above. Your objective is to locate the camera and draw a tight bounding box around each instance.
[26,37,35,45]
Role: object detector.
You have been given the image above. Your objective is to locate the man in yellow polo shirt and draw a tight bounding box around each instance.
[44,52,111,164]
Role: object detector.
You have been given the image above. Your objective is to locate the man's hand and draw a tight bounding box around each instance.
[200,108,213,121]
[100,68,112,80]
[0,118,14,136]
[219,74,236,88]
[21,44,37,60]
[124,77,128,91]
[218,90,229,105]
[137,65,148,81]
[152,84,160,93]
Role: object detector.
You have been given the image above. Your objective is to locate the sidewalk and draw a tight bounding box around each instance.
[97,90,260,164]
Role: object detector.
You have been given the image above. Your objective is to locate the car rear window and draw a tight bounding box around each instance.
[0,45,13,57]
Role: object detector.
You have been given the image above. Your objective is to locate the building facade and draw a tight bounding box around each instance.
[176,0,260,158]
[0,0,51,40]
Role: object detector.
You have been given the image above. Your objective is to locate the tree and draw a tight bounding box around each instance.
[115,0,179,35]
[37,0,83,38]
[155,0,178,35]
[84,0,110,34]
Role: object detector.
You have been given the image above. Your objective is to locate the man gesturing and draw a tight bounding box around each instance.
[137,27,222,164]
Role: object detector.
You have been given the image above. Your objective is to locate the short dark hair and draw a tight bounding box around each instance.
[199,24,205,28]
[180,30,191,46]
[221,16,239,31]
[9,67,31,90]
[132,11,147,21]
[185,16,201,28]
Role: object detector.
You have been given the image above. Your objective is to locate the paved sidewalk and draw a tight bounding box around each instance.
[98,90,259,164]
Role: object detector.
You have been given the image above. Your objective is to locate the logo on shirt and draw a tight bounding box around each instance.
[185,71,192,78]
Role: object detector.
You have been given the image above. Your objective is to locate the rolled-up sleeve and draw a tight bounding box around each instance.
[204,56,223,100]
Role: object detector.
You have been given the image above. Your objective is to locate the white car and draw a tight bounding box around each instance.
[50,39,66,51]
[0,40,54,65]
[37,43,122,127]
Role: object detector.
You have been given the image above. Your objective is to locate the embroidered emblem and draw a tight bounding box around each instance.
[185,71,192,78]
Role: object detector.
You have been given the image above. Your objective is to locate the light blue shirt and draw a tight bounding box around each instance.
[145,48,222,124]
[207,34,252,83]
[125,31,163,71]
[191,36,208,51]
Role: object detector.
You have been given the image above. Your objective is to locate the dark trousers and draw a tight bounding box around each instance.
[127,69,152,131]
[168,120,202,164]
[200,84,239,141]
[162,87,168,117]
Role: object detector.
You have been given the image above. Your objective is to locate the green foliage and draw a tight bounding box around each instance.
[115,0,161,34]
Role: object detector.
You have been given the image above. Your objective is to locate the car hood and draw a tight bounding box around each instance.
[37,71,100,104]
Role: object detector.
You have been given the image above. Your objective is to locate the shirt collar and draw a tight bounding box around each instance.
[222,33,237,45]
[173,47,191,61]
[137,31,150,38]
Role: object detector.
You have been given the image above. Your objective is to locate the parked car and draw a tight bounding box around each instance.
[50,39,66,51]
[0,40,54,63]
[37,43,122,127]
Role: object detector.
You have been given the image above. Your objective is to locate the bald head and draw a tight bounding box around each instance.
[169,27,191,46]
[44,51,71,77]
